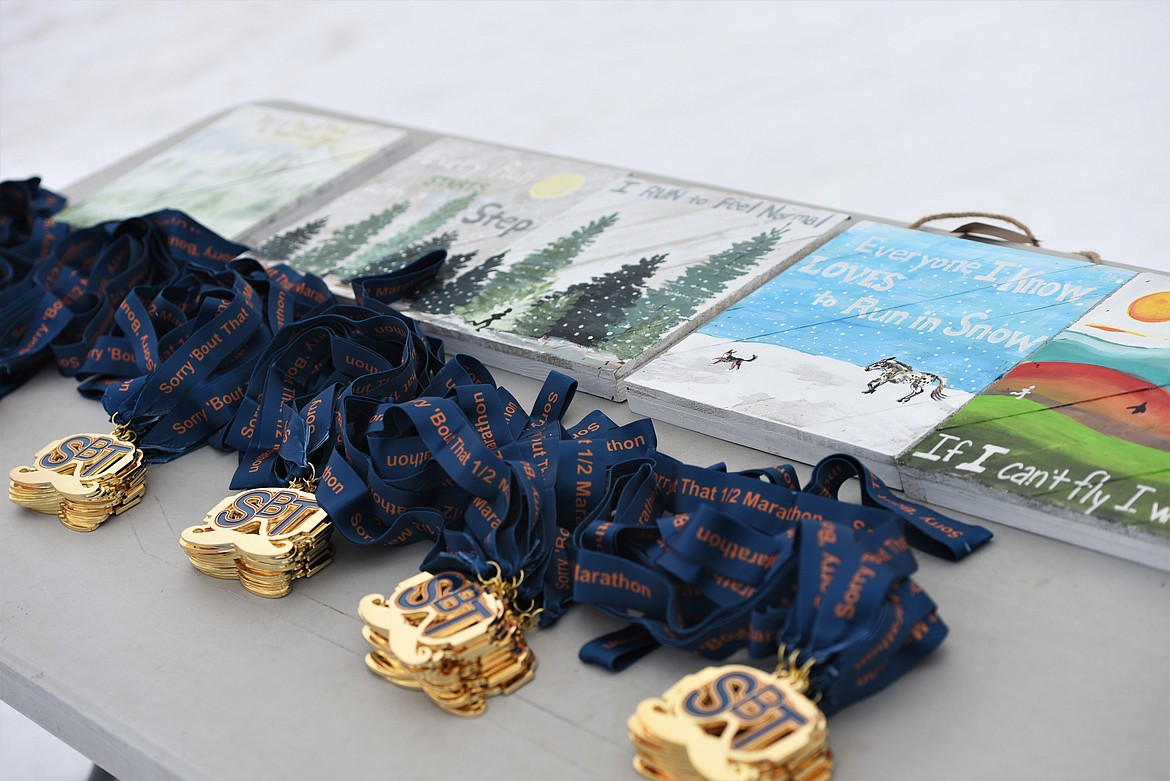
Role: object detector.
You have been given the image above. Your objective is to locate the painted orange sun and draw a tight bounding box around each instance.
[1128,290,1170,323]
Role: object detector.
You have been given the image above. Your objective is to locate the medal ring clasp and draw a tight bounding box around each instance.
[110,413,136,442]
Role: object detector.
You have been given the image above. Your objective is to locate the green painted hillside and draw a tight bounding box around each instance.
[917,395,1170,535]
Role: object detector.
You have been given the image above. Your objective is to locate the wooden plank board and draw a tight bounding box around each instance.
[900,271,1170,568]
[625,221,1131,486]
[253,137,623,287]
[54,105,411,241]
[409,175,847,398]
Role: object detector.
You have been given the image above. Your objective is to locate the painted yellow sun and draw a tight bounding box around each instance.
[1128,290,1170,323]
[530,173,586,200]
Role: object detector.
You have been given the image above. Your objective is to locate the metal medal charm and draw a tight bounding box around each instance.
[359,569,537,717]
[628,664,832,781]
[179,485,333,598]
[8,429,146,531]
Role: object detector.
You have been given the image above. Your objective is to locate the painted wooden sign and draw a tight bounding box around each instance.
[625,221,1133,485]
[253,137,623,299]
[401,175,847,398]
[57,105,408,239]
[900,272,1170,568]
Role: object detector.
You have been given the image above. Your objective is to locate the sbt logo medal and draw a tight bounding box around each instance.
[179,486,333,598]
[629,664,832,781]
[9,432,146,531]
[358,569,538,717]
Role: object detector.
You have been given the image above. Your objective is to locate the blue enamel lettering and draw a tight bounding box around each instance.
[37,434,134,478]
[681,671,808,750]
[214,489,318,536]
[395,573,495,636]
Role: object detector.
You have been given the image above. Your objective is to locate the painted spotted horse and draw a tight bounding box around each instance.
[712,349,757,370]
[862,357,948,403]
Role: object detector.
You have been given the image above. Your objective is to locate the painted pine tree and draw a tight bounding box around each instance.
[335,193,476,281]
[543,254,667,346]
[255,217,328,260]
[510,254,664,340]
[420,251,508,315]
[356,230,459,277]
[508,289,584,338]
[407,250,480,314]
[603,228,785,359]
[457,213,619,324]
[288,202,409,275]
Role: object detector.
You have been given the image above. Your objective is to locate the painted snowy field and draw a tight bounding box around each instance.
[627,331,973,457]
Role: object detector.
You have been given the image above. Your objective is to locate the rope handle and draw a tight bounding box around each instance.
[909,211,1102,264]
[909,211,1038,246]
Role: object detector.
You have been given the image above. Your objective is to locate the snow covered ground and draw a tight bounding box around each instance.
[628,331,973,459]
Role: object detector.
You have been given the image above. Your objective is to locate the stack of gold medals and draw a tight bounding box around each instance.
[358,567,538,716]
[8,427,147,532]
[179,475,333,598]
[628,652,832,781]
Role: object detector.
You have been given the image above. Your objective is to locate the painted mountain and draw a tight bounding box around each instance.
[624,221,1133,484]
[57,105,408,239]
[252,137,624,301]
[406,176,847,398]
[901,272,1170,560]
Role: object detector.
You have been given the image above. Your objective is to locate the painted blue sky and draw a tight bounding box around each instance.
[702,221,1132,393]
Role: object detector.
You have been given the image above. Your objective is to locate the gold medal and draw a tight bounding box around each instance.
[358,567,539,716]
[179,471,333,598]
[9,420,146,531]
[628,654,832,781]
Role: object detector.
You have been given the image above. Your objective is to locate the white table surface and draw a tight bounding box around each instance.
[2,2,1168,780]
[3,365,1168,781]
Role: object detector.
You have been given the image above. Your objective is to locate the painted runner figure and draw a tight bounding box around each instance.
[471,308,512,332]
[862,357,948,403]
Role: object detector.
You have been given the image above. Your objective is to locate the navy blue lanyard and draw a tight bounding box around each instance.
[1,209,249,401]
[768,514,947,715]
[805,453,992,560]
[222,303,444,488]
[571,447,985,695]
[0,178,70,398]
[218,252,449,488]
[99,267,267,461]
[321,339,990,642]
[317,360,657,623]
[0,177,68,284]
